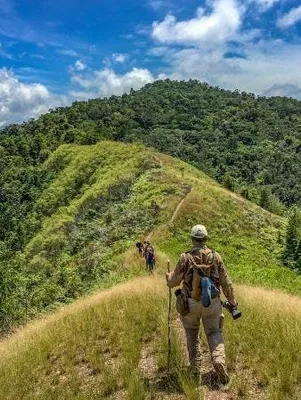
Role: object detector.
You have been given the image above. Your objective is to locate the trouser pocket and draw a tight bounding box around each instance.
[175,289,190,316]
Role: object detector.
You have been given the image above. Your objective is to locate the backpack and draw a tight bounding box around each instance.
[187,249,219,304]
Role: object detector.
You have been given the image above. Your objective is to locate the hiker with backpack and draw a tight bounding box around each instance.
[136,242,144,257]
[166,225,237,386]
[143,241,156,273]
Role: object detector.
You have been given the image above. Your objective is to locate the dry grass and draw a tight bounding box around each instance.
[1,270,301,399]
[225,286,301,399]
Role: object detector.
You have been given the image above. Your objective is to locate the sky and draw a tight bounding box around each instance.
[1,0,301,126]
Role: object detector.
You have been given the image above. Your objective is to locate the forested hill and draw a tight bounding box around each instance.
[1,80,301,211]
[1,79,301,255]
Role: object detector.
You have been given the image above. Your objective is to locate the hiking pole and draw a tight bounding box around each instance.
[167,259,172,372]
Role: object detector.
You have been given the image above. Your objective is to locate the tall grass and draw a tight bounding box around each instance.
[1,273,301,399]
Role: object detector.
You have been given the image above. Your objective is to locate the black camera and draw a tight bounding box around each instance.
[223,300,242,320]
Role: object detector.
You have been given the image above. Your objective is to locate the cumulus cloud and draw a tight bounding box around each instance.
[277,5,301,28]
[71,67,154,98]
[263,84,301,98]
[152,0,242,46]
[74,60,86,71]
[1,65,155,125]
[153,39,301,98]
[68,59,87,74]
[0,68,64,127]
[147,1,301,99]
[112,53,128,63]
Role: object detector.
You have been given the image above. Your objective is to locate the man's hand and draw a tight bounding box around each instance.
[228,297,237,307]
[166,272,172,282]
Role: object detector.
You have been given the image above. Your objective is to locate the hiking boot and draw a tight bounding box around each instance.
[202,369,217,387]
[214,362,230,385]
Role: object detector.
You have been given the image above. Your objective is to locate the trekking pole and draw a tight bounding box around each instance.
[167,259,172,371]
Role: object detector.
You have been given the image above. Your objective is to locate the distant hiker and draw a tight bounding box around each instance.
[136,242,144,257]
[144,241,156,272]
[166,225,237,386]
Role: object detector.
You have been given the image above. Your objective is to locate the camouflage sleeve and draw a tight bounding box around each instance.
[216,252,235,300]
[167,253,189,288]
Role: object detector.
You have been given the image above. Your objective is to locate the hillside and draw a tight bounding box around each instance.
[1,140,301,331]
[1,141,301,398]
[2,80,301,302]
[1,81,301,245]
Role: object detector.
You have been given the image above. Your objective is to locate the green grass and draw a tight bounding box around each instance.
[10,140,300,326]
[2,141,301,398]
[4,142,186,328]
[150,153,301,295]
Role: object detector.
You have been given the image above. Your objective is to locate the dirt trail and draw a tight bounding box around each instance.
[170,188,193,225]
[145,186,192,242]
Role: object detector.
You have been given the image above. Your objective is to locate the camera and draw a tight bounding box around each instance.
[223,300,242,320]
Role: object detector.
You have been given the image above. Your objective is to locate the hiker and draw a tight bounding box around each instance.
[166,224,237,385]
[136,242,144,257]
[144,241,156,272]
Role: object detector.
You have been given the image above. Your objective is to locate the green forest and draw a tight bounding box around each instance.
[1,79,301,333]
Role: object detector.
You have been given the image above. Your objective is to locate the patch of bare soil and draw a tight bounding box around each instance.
[136,340,186,400]
[75,352,100,380]
[138,342,158,381]
[108,389,127,400]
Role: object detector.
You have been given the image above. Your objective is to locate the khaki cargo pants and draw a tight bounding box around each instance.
[180,297,225,371]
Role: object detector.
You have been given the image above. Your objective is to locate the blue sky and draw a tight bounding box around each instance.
[1,0,301,125]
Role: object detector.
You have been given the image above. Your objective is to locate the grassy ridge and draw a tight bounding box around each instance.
[28,142,301,297]
[149,153,301,294]
[1,266,301,399]
[5,140,301,333]
[1,141,187,330]
[1,142,301,398]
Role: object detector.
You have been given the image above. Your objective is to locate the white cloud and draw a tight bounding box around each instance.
[148,2,301,99]
[152,0,243,46]
[154,39,301,98]
[71,67,154,98]
[68,59,87,74]
[0,68,65,127]
[247,0,282,12]
[112,53,128,63]
[74,59,86,71]
[57,49,79,57]
[263,84,301,98]
[277,5,301,28]
[149,0,174,11]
